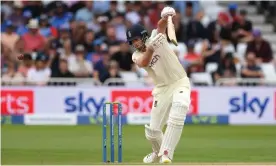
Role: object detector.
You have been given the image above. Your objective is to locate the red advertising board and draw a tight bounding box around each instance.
[1,90,34,115]
[189,90,198,115]
[111,90,198,115]
[111,90,153,115]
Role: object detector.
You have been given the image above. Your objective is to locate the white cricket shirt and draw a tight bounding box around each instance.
[132,29,187,87]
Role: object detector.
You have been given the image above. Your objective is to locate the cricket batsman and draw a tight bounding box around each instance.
[126,7,191,164]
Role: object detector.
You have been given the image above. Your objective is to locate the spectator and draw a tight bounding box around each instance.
[69,18,78,32]
[2,62,24,85]
[148,2,165,27]
[246,29,273,63]
[95,16,109,39]
[93,1,110,14]
[104,1,120,20]
[207,12,232,43]
[173,1,200,19]
[48,40,63,77]
[23,1,44,18]
[186,12,206,42]
[228,3,240,23]
[86,17,101,34]
[49,39,75,77]
[72,23,87,45]
[173,11,187,43]
[94,50,110,83]
[202,32,222,67]
[67,1,85,14]
[69,45,93,77]
[221,42,235,56]
[1,12,8,32]
[196,10,211,28]
[111,42,134,71]
[1,21,19,51]
[1,42,13,73]
[51,2,72,28]
[182,1,194,25]
[75,1,94,23]
[241,52,263,79]
[19,19,46,53]
[126,11,141,26]
[54,59,74,78]
[124,1,134,13]
[133,1,142,13]
[8,2,25,27]
[104,26,121,54]
[59,39,76,62]
[17,53,33,77]
[83,30,95,53]
[101,60,125,86]
[183,40,204,77]
[1,1,13,20]
[49,58,75,86]
[214,53,237,85]
[27,52,51,85]
[112,13,127,41]
[44,1,58,18]
[232,9,253,43]
[39,14,58,39]
[56,24,71,48]
[138,5,153,31]
[213,13,236,55]
[86,40,106,65]
[16,10,32,36]
[140,1,152,13]
[105,26,119,46]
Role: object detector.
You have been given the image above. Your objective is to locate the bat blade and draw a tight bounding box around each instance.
[167,15,178,46]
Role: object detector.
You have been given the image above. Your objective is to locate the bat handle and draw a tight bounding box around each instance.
[167,16,173,22]
[167,16,178,46]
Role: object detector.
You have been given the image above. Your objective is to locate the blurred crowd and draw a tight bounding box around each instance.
[1,1,275,86]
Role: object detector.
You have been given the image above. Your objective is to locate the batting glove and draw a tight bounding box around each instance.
[161,6,176,18]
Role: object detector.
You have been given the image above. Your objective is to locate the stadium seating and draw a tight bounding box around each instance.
[205,63,218,73]
[190,72,213,85]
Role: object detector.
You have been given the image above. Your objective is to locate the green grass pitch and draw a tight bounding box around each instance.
[1,125,276,165]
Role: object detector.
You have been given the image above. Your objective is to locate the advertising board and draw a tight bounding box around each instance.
[1,87,275,125]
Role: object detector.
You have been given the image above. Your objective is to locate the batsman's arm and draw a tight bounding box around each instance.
[133,47,154,67]
[157,17,168,34]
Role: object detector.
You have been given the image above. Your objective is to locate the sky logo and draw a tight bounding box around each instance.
[64,92,106,116]
[229,92,270,118]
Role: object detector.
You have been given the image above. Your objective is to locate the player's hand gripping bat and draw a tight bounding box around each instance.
[167,15,178,46]
[161,6,177,46]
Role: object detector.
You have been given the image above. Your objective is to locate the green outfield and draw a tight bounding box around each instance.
[1,125,276,165]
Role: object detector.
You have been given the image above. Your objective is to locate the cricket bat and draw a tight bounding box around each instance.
[167,15,178,46]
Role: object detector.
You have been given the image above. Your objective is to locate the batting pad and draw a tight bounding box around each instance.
[168,102,188,125]
[158,102,188,159]
[145,124,164,153]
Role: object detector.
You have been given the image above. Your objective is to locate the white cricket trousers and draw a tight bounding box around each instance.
[149,76,191,130]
